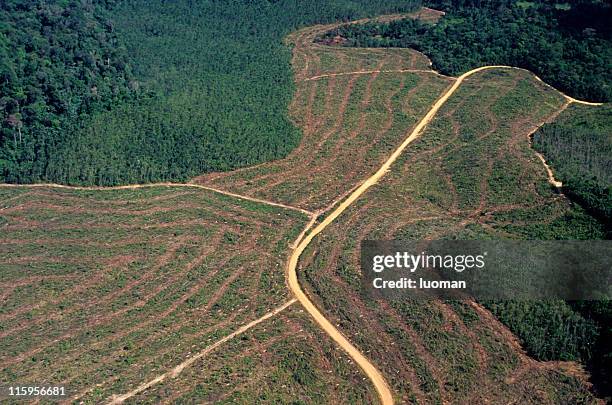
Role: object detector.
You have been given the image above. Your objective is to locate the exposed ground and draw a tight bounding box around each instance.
[118,304,378,404]
[0,7,606,405]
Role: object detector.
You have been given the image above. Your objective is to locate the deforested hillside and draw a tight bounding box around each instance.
[0,0,421,185]
[296,66,606,404]
[2,8,609,403]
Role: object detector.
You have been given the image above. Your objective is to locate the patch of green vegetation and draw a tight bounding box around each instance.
[516,1,535,9]
[384,317,442,400]
[485,300,599,362]
[501,208,605,239]
[533,104,612,231]
[546,372,602,405]
[447,301,480,326]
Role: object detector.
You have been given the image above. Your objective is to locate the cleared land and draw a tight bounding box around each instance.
[0,8,606,405]
[0,186,384,404]
[119,304,379,404]
[0,186,306,401]
[297,67,604,404]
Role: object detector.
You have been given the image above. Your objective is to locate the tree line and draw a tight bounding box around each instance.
[319,0,611,102]
[533,105,612,230]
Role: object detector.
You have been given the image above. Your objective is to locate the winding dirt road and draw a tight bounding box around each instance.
[0,59,603,403]
[0,182,312,216]
[285,65,602,405]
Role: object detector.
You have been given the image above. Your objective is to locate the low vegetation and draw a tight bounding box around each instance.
[125,305,378,404]
[299,66,604,402]
[0,185,324,402]
[315,9,611,399]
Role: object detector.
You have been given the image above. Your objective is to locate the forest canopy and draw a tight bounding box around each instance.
[3,0,610,185]
[320,0,612,103]
[533,104,612,229]
[0,0,420,185]
[0,0,137,184]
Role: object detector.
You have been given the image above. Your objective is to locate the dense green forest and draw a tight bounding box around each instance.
[482,207,611,398]
[483,297,612,399]
[534,104,612,230]
[0,0,138,183]
[0,0,420,185]
[320,0,611,102]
